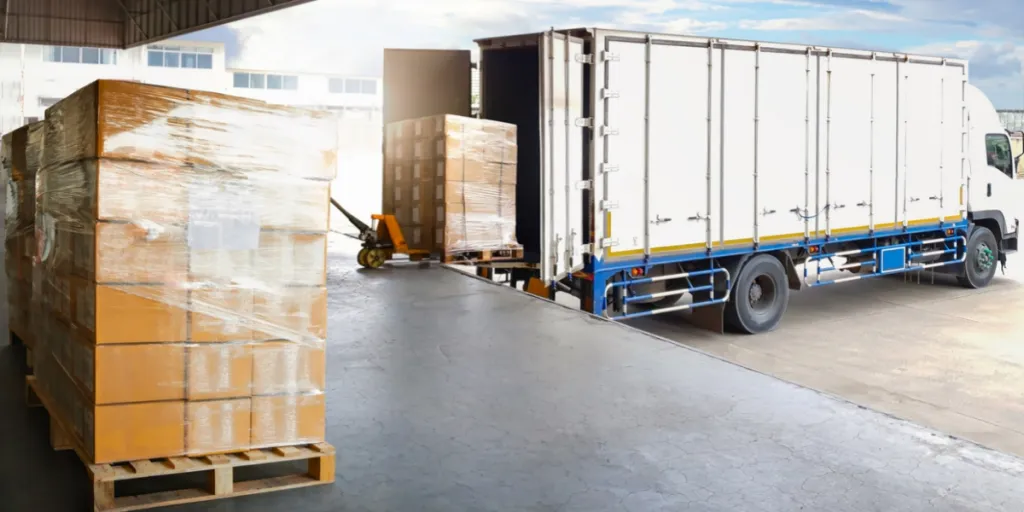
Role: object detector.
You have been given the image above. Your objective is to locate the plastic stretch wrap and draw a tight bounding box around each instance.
[24,80,333,464]
[383,114,520,254]
[2,121,44,348]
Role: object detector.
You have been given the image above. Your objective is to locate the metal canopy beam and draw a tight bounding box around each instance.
[0,0,317,49]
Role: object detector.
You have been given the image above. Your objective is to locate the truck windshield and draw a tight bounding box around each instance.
[986,134,1014,178]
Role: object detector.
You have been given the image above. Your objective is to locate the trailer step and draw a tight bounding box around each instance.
[24,376,335,512]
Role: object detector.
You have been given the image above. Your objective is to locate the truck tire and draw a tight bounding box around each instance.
[957,226,998,289]
[725,254,790,334]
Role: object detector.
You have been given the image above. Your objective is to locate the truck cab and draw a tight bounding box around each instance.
[965,84,1020,284]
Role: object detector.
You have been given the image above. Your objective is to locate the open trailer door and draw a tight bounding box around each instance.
[382,49,471,124]
[539,31,588,283]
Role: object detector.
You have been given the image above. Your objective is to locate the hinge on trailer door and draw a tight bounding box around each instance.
[574,53,593,64]
[575,180,593,191]
[600,88,619,99]
[600,200,619,211]
[574,117,593,128]
[602,51,620,63]
[600,126,619,137]
[600,163,619,174]
[599,238,619,249]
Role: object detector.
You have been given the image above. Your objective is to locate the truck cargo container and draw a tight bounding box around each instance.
[385,28,1023,334]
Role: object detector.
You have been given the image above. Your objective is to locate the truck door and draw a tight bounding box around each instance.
[540,31,587,282]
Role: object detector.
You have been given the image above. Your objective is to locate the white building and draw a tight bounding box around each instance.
[0,39,384,225]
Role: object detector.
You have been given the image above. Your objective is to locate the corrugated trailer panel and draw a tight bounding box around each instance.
[591,29,966,262]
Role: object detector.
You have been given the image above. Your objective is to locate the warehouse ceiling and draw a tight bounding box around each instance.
[0,0,316,48]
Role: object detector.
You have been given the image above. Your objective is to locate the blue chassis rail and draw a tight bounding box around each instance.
[583,221,970,319]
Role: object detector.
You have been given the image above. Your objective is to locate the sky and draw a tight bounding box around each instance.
[192,0,1024,108]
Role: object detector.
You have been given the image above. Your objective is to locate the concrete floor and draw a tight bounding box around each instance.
[628,264,1024,462]
[3,247,1024,511]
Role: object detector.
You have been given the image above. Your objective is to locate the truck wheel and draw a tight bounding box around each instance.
[957,226,998,289]
[725,254,790,334]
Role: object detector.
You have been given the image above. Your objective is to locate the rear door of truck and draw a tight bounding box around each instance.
[540,31,588,282]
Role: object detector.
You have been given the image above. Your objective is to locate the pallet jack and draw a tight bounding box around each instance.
[331,198,430,269]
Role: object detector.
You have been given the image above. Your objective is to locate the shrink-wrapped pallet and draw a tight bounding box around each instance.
[383,114,520,258]
[2,121,44,347]
[29,80,333,464]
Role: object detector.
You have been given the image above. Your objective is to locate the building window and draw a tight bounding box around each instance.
[24,117,39,124]
[43,46,117,65]
[38,97,60,108]
[329,77,377,95]
[148,45,214,69]
[233,72,298,90]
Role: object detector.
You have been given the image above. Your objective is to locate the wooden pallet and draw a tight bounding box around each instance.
[443,246,524,264]
[25,376,335,512]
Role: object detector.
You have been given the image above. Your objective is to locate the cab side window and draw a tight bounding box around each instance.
[985,134,1014,178]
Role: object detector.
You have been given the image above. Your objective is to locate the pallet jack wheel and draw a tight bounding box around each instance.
[365,248,388,269]
[357,248,370,268]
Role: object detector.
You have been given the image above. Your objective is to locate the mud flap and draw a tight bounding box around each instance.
[689,303,725,334]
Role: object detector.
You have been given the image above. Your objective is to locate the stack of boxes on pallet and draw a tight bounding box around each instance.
[2,122,44,349]
[24,79,334,464]
[383,114,521,258]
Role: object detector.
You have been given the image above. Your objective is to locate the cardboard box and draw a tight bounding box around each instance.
[186,398,252,455]
[33,352,186,464]
[187,343,253,400]
[72,279,188,344]
[59,221,187,284]
[383,114,520,254]
[251,394,326,447]
[253,286,328,342]
[256,232,328,287]
[43,80,338,180]
[252,341,326,396]
[189,288,255,342]
[94,344,186,404]
[94,401,187,463]
[258,178,331,232]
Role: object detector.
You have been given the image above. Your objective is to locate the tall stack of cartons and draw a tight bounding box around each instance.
[2,121,44,348]
[31,80,334,464]
[383,114,519,257]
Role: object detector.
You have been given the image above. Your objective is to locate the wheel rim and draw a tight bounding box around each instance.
[975,243,995,273]
[748,274,777,314]
[367,249,387,269]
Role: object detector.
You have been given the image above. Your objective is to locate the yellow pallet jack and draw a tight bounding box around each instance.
[332,199,430,269]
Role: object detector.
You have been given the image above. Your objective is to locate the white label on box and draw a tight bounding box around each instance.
[413,163,421,179]
[394,165,402,181]
[435,184,444,200]
[437,161,445,177]
[188,181,260,251]
[394,188,401,201]
[436,206,444,220]
[412,186,420,201]
[412,207,420,224]
[436,228,443,244]
[414,141,424,159]
[436,139,444,156]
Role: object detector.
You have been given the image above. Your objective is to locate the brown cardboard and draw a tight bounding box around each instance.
[72,279,188,344]
[94,344,186,404]
[382,114,520,255]
[186,398,252,455]
[187,343,254,400]
[251,394,326,447]
[252,341,326,396]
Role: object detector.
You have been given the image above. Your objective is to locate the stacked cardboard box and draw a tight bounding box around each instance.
[2,121,44,347]
[31,80,334,464]
[383,114,519,256]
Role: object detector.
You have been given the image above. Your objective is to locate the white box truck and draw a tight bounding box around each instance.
[385,28,1023,334]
